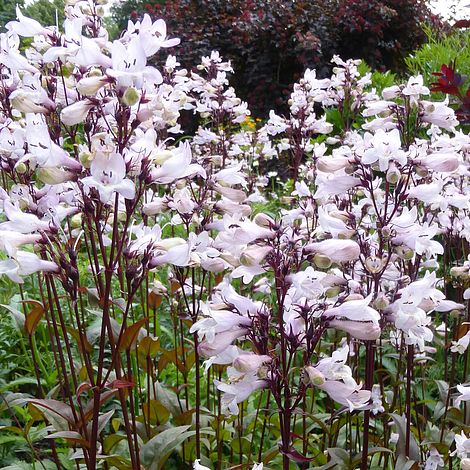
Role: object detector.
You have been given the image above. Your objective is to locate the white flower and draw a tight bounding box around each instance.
[0,231,41,257]
[6,6,51,38]
[305,239,360,263]
[451,332,470,354]
[193,460,210,470]
[150,142,206,184]
[402,75,429,104]
[424,447,444,470]
[125,15,180,57]
[107,37,162,89]
[324,295,380,323]
[0,251,58,283]
[61,100,94,126]
[455,384,470,407]
[362,129,406,172]
[215,372,266,415]
[0,201,51,233]
[82,153,135,203]
[452,431,470,459]
[371,384,384,415]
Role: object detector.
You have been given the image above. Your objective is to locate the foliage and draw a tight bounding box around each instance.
[406,26,470,89]
[334,0,444,71]
[431,62,470,123]
[24,0,65,30]
[0,0,25,27]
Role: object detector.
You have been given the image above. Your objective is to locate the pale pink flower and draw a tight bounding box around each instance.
[82,153,135,203]
[304,239,360,263]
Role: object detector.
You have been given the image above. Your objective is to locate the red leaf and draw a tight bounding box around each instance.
[454,19,470,28]
[280,446,313,462]
[108,379,135,390]
[119,318,148,351]
[76,382,92,399]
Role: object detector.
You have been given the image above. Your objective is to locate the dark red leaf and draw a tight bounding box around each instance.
[108,379,135,389]
[280,446,313,462]
[454,19,470,28]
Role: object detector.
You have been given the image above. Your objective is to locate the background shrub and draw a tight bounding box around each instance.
[110,0,443,115]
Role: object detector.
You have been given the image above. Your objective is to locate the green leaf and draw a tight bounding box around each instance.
[139,425,195,470]
[435,380,449,403]
[0,377,38,392]
[153,381,183,417]
[327,447,349,465]
[143,400,171,426]
[3,461,57,470]
[1,304,25,332]
[230,436,250,455]
[104,433,127,454]
[395,455,417,470]
[390,413,420,462]
[351,447,393,467]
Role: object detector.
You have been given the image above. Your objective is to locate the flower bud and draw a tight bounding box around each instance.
[344,293,364,301]
[201,257,225,273]
[80,4,92,14]
[70,213,82,229]
[10,91,48,114]
[61,100,93,126]
[313,254,332,269]
[77,76,107,95]
[317,156,351,173]
[153,149,173,165]
[15,162,28,174]
[210,155,223,166]
[79,150,94,168]
[395,245,414,260]
[380,226,392,240]
[37,167,75,184]
[253,213,275,228]
[451,309,462,319]
[303,366,325,386]
[233,354,271,373]
[325,286,341,298]
[89,68,103,77]
[415,165,428,178]
[213,184,246,202]
[155,238,187,250]
[382,85,401,100]
[450,267,469,279]
[175,180,186,190]
[386,163,400,184]
[462,459,470,470]
[374,295,389,310]
[143,198,168,216]
[365,256,383,274]
[419,153,459,173]
[122,87,140,107]
[328,319,381,341]
[240,245,272,267]
[306,239,360,264]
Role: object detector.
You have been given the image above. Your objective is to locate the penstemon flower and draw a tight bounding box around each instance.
[0,4,468,470]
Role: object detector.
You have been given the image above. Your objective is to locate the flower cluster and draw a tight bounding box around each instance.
[0,3,469,470]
